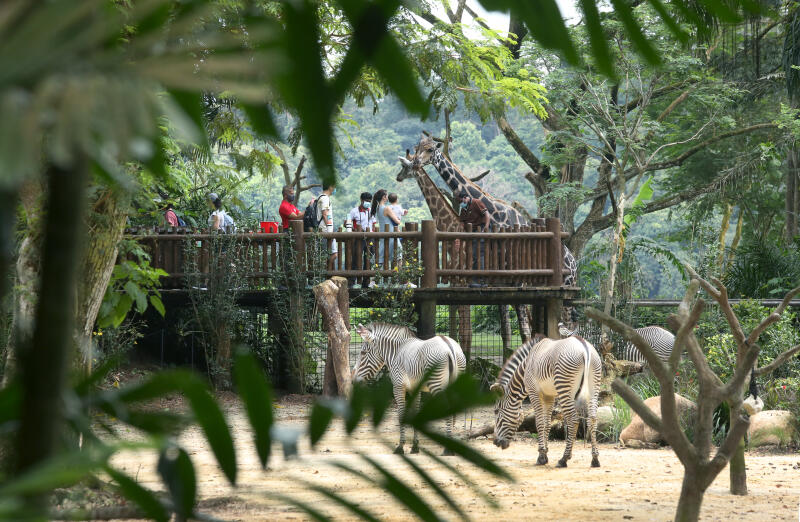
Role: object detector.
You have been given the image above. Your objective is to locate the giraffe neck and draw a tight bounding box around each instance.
[431,149,471,195]
[414,169,462,232]
[430,149,526,228]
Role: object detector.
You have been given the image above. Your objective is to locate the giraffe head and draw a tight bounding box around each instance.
[411,135,441,169]
[396,149,417,182]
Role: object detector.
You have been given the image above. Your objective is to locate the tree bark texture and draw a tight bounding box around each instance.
[313,278,351,397]
[675,471,704,522]
[787,146,799,242]
[499,305,511,360]
[458,305,471,361]
[2,180,45,387]
[16,162,88,496]
[74,187,131,374]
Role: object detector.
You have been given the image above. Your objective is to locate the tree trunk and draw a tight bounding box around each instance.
[2,180,45,387]
[313,278,351,397]
[601,194,625,345]
[675,471,705,522]
[499,305,512,360]
[729,401,748,495]
[716,203,732,270]
[16,162,87,513]
[458,305,471,361]
[73,188,131,375]
[787,146,798,242]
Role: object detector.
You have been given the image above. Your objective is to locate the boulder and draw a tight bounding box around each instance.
[596,406,616,434]
[620,394,697,448]
[748,410,797,448]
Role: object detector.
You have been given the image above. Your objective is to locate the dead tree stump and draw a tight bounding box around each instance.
[314,277,351,397]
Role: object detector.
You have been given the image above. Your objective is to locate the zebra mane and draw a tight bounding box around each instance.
[366,322,417,341]
[496,336,546,388]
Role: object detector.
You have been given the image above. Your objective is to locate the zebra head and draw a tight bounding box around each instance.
[489,382,522,450]
[352,324,385,382]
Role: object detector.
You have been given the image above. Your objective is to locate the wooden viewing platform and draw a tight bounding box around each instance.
[130,218,578,337]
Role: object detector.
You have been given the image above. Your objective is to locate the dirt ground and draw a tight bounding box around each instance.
[110,393,800,521]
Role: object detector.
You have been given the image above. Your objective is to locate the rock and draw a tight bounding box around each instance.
[619,394,696,447]
[748,410,797,448]
[612,360,646,377]
[596,406,616,434]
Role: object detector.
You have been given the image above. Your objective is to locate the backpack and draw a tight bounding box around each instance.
[303,198,321,231]
[177,214,187,227]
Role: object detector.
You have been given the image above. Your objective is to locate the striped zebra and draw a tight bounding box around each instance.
[490,335,602,468]
[558,323,677,365]
[353,323,466,455]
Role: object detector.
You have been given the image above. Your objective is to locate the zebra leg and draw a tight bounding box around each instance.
[394,385,406,455]
[411,393,421,454]
[588,414,600,467]
[557,397,577,468]
[531,392,549,465]
[590,365,601,467]
[538,395,555,465]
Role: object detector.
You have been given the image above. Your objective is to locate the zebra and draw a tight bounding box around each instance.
[352,322,467,455]
[490,335,602,468]
[558,323,677,366]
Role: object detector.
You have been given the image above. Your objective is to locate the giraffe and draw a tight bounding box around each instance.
[410,134,578,287]
[397,153,532,348]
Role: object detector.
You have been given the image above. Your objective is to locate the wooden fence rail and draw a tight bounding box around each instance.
[130,218,571,290]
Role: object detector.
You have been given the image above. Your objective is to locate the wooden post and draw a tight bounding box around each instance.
[546,297,561,339]
[286,219,306,392]
[546,218,563,287]
[417,220,437,340]
[314,277,352,397]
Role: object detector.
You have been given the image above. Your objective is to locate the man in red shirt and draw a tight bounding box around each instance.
[279,185,304,231]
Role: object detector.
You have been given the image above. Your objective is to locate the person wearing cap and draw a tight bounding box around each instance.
[346,192,375,288]
[458,190,489,287]
[279,185,304,231]
[207,192,225,232]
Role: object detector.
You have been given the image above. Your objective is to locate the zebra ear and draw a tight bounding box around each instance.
[489,383,504,397]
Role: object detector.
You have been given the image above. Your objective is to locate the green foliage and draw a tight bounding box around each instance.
[368,242,424,327]
[598,393,632,443]
[97,240,167,329]
[723,238,800,298]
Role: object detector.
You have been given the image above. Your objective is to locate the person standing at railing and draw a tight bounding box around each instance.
[279,185,304,231]
[316,182,338,271]
[346,192,375,288]
[372,189,401,280]
[458,190,489,287]
[164,202,180,227]
[206,192,225,233]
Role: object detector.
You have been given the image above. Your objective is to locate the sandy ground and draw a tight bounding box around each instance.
[110,394,800,521]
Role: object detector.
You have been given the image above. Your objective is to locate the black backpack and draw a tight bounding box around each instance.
[303,198,320,231]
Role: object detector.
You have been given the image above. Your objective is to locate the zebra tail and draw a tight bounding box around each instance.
[575,338,592,417]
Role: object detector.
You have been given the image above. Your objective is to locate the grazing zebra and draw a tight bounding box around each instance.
[490,335,602,468]
[558,323,677,365]
[352,322,467,455]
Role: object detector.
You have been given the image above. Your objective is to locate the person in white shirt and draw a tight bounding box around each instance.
[315,182,337,270]
[206,192,225,232]
[346,192,374,288]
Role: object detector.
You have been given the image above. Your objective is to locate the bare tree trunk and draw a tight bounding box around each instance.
[3,180,45,387]
[787,146,799,242]
[16,162,87,513]
[499,305,512,359]
[601,195,625,347]
[73,188,130,375]
[716,203,732,270]
[458,306,471,361]
[313,278,351,397]
[675,470,704,522]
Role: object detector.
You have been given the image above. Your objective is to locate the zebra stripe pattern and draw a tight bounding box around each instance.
[558,323,677,366]
[352,322,467,455]
[491,335,602,468]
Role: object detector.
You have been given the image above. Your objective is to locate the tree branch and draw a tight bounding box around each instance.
[623,80,698,113]
[642,123,778,172]
[495,115,549,178]
[705,413,750,484]
[754,344,800,376]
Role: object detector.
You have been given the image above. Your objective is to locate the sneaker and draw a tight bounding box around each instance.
[404,282,417,288]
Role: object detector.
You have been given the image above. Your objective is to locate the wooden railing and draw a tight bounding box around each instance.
[130,218,571,290]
